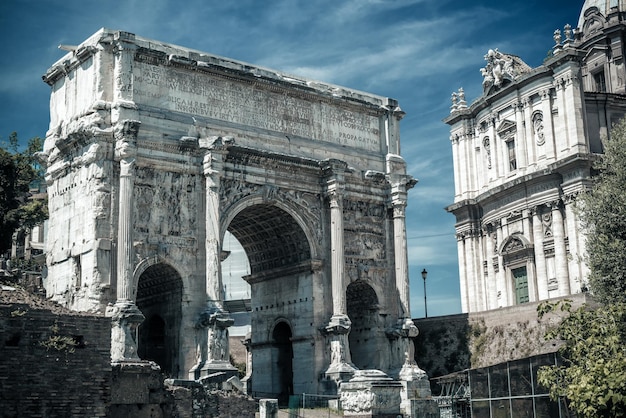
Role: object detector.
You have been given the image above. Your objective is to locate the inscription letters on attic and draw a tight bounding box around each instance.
[133,57,381,151]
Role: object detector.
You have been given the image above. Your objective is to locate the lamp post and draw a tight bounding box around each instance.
[421,269,428,318]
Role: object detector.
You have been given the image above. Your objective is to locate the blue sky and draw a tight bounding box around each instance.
[0,0,582,317]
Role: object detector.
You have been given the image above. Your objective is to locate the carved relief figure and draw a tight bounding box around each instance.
[330,339,345,364]
[480,49,532,92]
[209,326,228,361]
[341,389,375,413]
[533,111,545,145]
[483,137,492,169]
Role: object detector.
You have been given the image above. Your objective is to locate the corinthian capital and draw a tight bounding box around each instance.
[114,120,140,161]
[392,204,406,218]
[328,188,343,209]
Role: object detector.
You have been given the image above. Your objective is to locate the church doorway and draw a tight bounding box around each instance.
[136,262,183,377]
[347,280,380,370]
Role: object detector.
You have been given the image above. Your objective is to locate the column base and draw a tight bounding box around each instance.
[106,300,145,363]
[188,360,238,380]
[325,313,351,334]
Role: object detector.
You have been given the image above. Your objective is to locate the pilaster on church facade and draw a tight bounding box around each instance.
[444,43,597,313]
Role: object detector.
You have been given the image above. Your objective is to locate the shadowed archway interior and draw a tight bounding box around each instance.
[272,321,293,405]
[228,204,311,275]
[137,263,183,377]
[347,280,380,370]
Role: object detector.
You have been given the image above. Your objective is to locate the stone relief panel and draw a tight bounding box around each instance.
[542,211,553,237]
[343,200,387,282]
[341,390,375,413]
[133,167,199,240]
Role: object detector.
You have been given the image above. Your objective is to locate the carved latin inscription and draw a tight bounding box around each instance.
[132,61,382,151]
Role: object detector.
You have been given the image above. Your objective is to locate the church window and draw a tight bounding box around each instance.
[593,70,606,92]
[512,266,529,304]
[506,139,517,171]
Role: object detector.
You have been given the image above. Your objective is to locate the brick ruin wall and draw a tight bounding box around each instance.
[0,284,257,417]
[0,299,111,417]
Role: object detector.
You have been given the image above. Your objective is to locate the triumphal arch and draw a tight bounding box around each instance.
[41,29,424,399]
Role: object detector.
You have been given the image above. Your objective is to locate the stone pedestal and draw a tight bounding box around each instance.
[399,363,432,417]
[407,399,440,418]
[107,300,145,363]
[340,370,403,418]
[259,399,278,418]
[324,314,357,392]
[110,361,169,417]
[189,303,237,380]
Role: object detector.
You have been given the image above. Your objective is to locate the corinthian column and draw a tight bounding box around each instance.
[549,200,570,296]
[382,156,423,381]
[322,159,355,384]
[532,206,549,300]
[191,136,236,379]
[329,187,348,320]
[393,203,410,317]
[106,120,145,364]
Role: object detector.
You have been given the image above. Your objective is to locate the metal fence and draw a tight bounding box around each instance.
[277,394,342,418]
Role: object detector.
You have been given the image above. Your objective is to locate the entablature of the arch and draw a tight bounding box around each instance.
[225,144,320,170]
[243,259,323,285]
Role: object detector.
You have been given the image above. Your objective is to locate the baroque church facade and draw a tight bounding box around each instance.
[445,0,626,313]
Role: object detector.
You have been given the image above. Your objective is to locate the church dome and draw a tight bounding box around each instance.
[578,0,626,29]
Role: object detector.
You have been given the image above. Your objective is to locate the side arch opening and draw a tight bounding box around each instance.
[136,262,183,377]
[347,280,380,370]
[272,321,294,405]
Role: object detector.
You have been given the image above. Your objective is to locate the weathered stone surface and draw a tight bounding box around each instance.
[340,370,403,417]
[42,28,420,397]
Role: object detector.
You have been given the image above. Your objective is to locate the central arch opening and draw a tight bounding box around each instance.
[136,262,183,377]
[225,202,312,398]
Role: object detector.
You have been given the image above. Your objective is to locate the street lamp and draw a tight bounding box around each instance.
[421,269,428,318]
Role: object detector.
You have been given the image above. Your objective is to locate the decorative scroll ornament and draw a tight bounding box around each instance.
[542,212,553,237]
[480,49,531,94]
